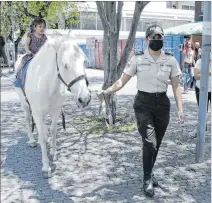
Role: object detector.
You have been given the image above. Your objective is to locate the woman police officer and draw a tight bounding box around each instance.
[98,24,184,197]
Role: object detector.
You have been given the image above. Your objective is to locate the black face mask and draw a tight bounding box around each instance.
[149,40,163,51]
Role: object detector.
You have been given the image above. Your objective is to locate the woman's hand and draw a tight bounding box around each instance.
[178,110,184,124]
[97,73,132,97]
[27,51,33,55]
[181,64,184,72]
[97,90,105,101]
[171,76,184,124]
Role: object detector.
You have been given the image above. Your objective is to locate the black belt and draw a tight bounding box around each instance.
[138,90,166,97]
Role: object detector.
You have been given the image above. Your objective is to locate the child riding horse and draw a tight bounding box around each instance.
[13,17,47,82]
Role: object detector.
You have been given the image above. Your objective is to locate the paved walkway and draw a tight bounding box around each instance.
[1,68,211,203]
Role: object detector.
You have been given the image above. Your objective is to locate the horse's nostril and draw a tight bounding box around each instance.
[78,98,83,104]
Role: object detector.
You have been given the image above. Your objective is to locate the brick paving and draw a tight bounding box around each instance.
[1,68,211,203]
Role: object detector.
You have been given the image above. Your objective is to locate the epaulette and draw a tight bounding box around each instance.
[135,51,144,56]
[165,52,174,56]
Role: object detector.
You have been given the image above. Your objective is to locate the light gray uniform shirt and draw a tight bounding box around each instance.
[123,49,181,93]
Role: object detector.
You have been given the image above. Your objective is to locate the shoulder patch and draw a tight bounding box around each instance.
[135,51,144,56]
[165,52,174,56]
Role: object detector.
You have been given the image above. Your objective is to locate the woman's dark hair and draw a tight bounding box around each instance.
[30,17,46,32]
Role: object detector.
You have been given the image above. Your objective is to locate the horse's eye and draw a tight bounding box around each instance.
[64,65,68,69]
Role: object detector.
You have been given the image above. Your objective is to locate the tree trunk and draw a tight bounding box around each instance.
[96,1,148,124]
[99,2,119,124]
[14,27,25,61]
[117,1,149,78]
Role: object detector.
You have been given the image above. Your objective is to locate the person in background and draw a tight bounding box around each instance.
[191,42,202,88]
[194,52,211,110]
[181,40,195,93]
[194,42,202,62]
[0,35,8,66]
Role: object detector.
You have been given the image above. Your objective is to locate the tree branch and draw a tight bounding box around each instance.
[23,1,37,18]
[117,1,123,32]
[44,1,52,7]
[96,1,109,32]
[110,1,117,34]
[117,1,149,77]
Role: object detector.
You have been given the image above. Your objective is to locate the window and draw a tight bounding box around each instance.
[137,20,143,32]
[68,23,80,29]
[96,14,103,30]
[143,21,151,31]
[126,18,133,31]
[189,6,195,10]
[66,16,80,29]
[182,5,190,10]
[81,12,96,30]
[166,1,172,8]
[166,1,176,9]
[120,17,124,31]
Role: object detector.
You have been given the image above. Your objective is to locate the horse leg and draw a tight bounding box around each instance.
[50,110,60,161]
[15,87,36,147]
[23,105,37,147]
[33,113,51,178]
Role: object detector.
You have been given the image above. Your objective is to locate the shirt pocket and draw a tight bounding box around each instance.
[137,63,151,72]
[160,65,171,79]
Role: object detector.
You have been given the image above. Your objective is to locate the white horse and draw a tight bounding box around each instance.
[15,36,91,178]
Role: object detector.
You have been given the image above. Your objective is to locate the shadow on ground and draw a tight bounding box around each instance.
[1,74,211,203]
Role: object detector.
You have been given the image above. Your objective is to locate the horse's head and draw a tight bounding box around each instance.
[53,37,91,108]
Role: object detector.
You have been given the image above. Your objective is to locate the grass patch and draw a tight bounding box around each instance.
[71,115,136,135]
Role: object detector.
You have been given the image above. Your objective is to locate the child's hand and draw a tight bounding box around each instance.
[27,51,33,55]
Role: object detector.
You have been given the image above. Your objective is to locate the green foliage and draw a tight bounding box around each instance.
[0,1,83,39]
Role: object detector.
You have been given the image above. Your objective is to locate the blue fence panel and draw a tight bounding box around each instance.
[86,48,95,68]
[78,44,95,68]
[79,44,87,55]
[134,38,143,53]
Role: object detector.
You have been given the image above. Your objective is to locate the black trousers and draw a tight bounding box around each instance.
[133,91,170,180]
[195,86,211,110]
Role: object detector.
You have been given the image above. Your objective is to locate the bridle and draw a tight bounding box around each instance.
[56,52,88,92]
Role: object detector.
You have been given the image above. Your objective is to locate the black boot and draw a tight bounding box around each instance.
[152,149,159,187]
[143,146,155,197]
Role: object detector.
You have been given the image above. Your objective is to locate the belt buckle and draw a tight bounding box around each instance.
[156,93,160,97]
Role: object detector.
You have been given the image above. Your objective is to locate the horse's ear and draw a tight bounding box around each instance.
[47,36,62,51]
[67,30,76,39]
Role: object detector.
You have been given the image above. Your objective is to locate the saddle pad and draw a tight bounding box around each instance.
[14,59,32,88]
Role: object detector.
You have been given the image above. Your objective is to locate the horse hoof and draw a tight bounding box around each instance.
[42,171,52,179]
[28,141,37,148]
[50,151,57,161]
[42,167,52,178]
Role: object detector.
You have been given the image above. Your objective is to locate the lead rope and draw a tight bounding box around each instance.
[103,94,114,126]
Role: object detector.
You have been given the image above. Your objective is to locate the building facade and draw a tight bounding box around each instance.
[65,2,194,32]
[194,1,203,21]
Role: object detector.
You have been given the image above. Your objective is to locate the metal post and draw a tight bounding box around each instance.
[196,1,211,163]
